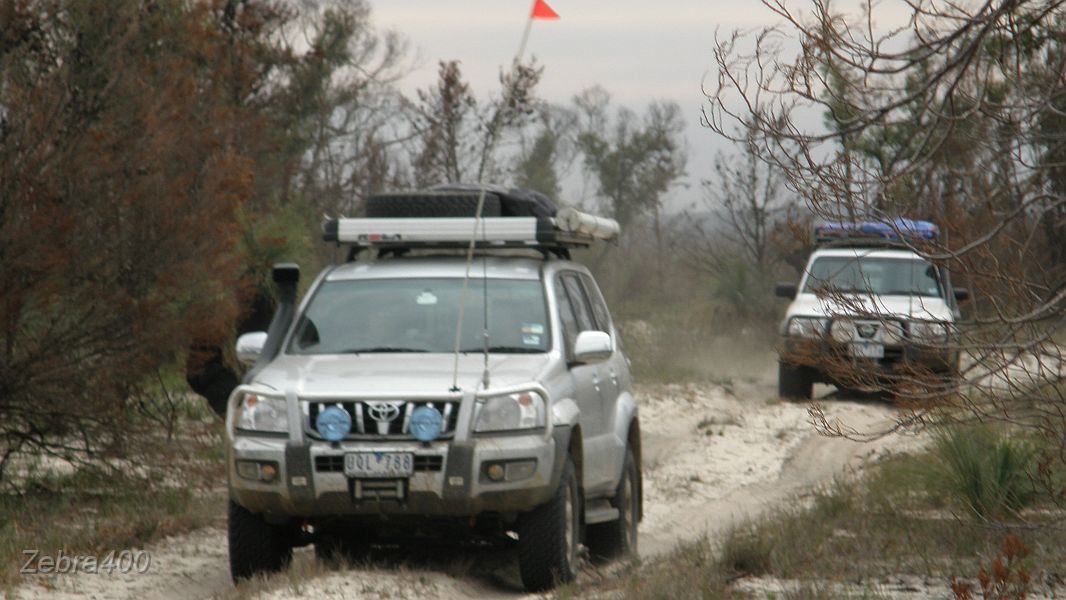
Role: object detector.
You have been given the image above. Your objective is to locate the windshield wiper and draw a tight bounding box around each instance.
[341,347,430,354]
[461,346,545,354]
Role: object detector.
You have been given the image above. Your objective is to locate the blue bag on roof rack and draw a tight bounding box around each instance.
[815,219,939,244]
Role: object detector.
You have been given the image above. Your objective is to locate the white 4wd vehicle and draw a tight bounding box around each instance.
[225,189,641,591]
[775,220,968,399]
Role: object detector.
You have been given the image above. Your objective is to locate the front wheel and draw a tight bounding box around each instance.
[517,457,580,591]
[228,500,293,581]
[778,361,814,400]
[586,448,639,561]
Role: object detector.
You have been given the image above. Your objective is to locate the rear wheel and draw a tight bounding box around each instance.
[778,361,814,400]
[585,448,639,561]
[517,457,580,591]
[228,500,292,581]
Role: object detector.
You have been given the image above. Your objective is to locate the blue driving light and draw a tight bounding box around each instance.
[410,406,444,442]
[316,406,352,442]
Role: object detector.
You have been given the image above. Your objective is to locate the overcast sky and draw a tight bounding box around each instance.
[371,0,912,211]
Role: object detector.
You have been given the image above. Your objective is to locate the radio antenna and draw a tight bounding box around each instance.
[450,1,558,392]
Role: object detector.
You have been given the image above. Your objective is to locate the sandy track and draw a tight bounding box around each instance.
[10,381,921,600]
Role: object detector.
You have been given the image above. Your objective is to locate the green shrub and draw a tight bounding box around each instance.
[927,425,1037,518]
[718,524,774,576]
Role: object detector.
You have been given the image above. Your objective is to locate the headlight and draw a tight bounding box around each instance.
[235,393,288,433]
[829,320,855,343]
[909,321,949,344]
[881,320,905,344]
[475,392,546,433]
[787,317,827,339]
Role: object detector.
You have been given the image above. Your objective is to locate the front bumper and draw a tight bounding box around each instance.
[780,337,959,382]
[228,426,570,518]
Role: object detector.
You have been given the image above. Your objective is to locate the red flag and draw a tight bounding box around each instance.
[531,0,560,20]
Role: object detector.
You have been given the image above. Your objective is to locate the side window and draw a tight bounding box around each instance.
[562,274,595,332]
[554,279,579,355]
[579,273,612,332]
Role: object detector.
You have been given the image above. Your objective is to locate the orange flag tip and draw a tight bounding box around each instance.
[531,0,560,20]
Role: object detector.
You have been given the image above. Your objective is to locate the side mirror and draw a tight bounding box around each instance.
[236,331,269,366]
[775,282,798,299]
[953,287,970,302]
[573,331,613,364]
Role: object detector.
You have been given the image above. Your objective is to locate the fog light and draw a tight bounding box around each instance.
[505,460,537,482]
[486,464,505,482]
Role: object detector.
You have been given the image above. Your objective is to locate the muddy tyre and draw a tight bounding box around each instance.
[517,457,580,591]
[778,361,813,400]
[585,448,639,561]
[366,192,501,218]
[228,500,292,581]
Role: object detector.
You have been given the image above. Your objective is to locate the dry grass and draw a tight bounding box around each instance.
[217,550,335,600]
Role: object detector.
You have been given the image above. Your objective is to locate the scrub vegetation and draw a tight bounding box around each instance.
[563,425,1064,599]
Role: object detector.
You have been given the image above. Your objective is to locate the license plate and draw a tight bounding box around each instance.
[344,452,413,478]
[849,342,884,359]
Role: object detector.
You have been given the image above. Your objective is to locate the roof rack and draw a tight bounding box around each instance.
[322,208,620,259]
[815,219,938,246]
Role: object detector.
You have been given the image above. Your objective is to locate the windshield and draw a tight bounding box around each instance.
[288,278,550,354]
[802,256,944,298]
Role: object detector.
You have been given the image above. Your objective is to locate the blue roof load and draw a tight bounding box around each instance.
[815,219,939,243]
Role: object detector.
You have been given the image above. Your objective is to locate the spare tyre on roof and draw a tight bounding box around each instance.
[427,183,557,219]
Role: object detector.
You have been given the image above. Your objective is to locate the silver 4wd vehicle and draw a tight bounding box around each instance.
[775,220,968,399]
[225,190,641,591]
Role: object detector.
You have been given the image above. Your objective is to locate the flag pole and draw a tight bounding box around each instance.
[515,7,535,64]
[450,0,554,391]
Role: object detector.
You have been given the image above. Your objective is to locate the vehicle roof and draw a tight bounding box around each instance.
[809,247,927,260]
[324,256,577,282]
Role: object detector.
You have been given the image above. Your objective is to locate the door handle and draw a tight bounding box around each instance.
[609,368,619,386]
[592,374,601,393]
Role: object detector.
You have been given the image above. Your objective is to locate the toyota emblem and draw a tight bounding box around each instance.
[857,323,878,338]
[367,401,402,423]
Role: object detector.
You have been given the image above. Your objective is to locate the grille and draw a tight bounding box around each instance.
[414,455,444,471]
[306,400,460,440]
[314,455,344,472]
[314,454,443,473]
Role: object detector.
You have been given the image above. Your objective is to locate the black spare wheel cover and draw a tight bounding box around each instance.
[500,187,557,218]
[366,191,502,218]
[425,183,558,219]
